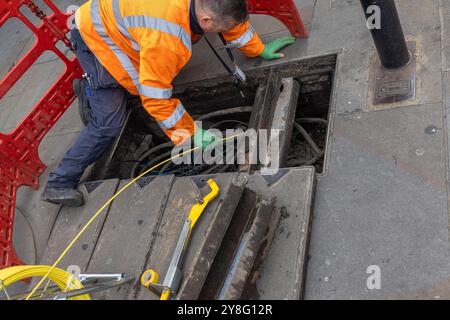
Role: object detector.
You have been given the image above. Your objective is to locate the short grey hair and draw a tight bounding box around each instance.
[199,0,249,24]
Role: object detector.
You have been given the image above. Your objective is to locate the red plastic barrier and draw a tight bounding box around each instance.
[248,0,309,38]
[0,0,306,269]
[0,0,82,268]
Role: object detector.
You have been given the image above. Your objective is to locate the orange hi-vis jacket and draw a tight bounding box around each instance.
[76,0,265,144]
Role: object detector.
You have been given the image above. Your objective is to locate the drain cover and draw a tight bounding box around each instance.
[377,79,414,99]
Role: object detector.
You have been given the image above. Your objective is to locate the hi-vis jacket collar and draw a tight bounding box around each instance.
[189,0,203,36]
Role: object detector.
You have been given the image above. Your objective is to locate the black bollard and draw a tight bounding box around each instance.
[360,0,411,69]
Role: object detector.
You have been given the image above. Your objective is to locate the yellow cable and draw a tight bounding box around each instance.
[0,265,89,300]
[26,134,242,300]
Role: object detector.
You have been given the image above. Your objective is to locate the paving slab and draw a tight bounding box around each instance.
[0,55,66,132]
[441,0,450,71]
[331,48,369,116]
[11,205,40,266]
[0,17,34,81]
[331,0,359,10]
[44,101,84,137]
[307,0,370,55]
[399,0,442,107]
[306,103,450,299]
[86,175,175,300]
[12,132,81,266]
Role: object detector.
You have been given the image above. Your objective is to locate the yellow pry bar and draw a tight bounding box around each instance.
[188,179,220,232]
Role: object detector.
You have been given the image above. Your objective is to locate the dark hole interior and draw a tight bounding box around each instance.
[85,54,336,182]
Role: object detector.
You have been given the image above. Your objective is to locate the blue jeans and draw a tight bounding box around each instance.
[46,29,128,188]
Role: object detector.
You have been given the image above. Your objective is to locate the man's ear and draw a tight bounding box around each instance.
[199,14,214,29]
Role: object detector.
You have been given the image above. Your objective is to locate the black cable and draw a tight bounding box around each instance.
[287,151,324,167]
[218,33,237,63]
[293,122,322,155]
[133,119,250,178]
[131,142,174,178]
[134,150,175,177]
[296,118,328,126]
[210,120,248,130]
[203,36,233,75]
[157,140,240,177]
[196,107,253,121]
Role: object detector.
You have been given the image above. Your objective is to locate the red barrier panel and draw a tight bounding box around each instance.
[0,0,82,268]
[0,0,306,269]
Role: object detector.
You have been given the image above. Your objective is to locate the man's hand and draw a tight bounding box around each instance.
[193,128,219,149]
[260,36,296,61]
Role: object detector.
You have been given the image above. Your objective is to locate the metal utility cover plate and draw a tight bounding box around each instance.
[136,174,241,300]
[216,191,275,300]
[368,41,417,109]
[37,179,120,272]
[245,167,316,300]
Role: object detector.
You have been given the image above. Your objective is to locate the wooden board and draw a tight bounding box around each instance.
[86,175,175,300]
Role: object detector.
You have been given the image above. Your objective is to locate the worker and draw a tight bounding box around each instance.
[42,0,295,207]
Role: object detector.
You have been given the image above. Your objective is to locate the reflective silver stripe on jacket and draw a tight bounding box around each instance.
[91,0,139,88]
[228,25,255,48]
[91,0,172,99]
[138,84,173,100]
[112,0,140,51]
[123,15,192,52]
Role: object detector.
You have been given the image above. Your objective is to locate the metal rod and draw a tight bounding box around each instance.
[79,273,124,282]
[17,287,61,300]
[51,276,135,300]
[6,274,128,300]
[163,219,191,291]
[0,280,10,300]
[40,279,53,298]
[64,274,74,292]
[360,0,411,69]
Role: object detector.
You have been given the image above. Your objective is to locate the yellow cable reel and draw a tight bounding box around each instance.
[0,265,90,300]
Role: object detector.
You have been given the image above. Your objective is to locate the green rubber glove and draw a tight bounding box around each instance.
[259,36,296,61]
[193,128,219,149]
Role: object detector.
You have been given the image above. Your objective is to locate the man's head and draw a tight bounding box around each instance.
[195,0,249,33]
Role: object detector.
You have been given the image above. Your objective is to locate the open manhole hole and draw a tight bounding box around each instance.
[85,54,336,182]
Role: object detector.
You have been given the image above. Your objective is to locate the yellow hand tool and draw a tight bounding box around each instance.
[141,179,219,300]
